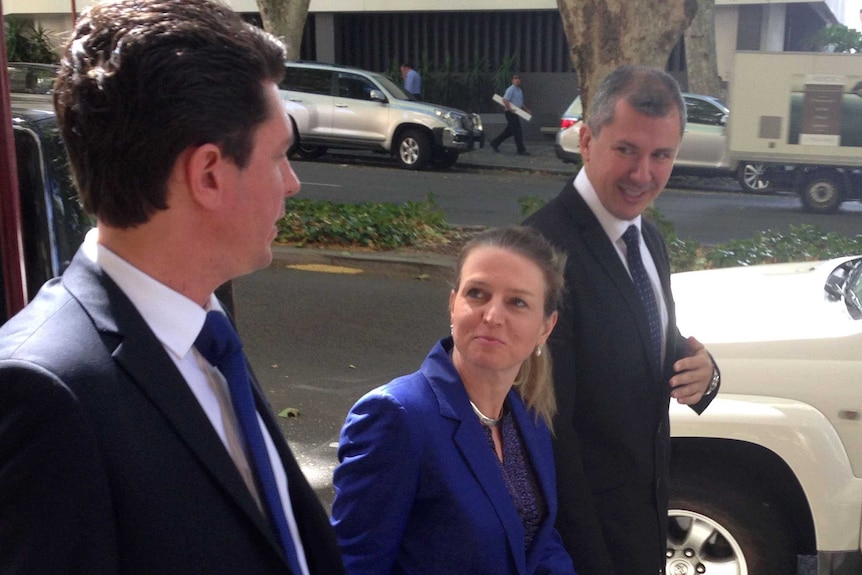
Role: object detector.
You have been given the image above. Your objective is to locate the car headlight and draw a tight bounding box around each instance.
[435,109,463,130]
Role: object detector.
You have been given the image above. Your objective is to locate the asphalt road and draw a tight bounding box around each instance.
[292,159,862,245]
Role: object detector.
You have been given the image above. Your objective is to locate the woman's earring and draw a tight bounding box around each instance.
[450,324,454,336]
[535,344,543,357]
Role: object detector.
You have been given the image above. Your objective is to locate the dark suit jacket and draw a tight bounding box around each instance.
[0,249,344,575]
[524,177,715,575]
[330,338,575,575]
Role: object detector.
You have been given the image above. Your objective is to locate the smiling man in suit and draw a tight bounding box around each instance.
[524,65,720,575]
[0,1,344,573]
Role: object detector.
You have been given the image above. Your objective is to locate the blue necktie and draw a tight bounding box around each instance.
[622,225,662,369]
[195,311,303,574]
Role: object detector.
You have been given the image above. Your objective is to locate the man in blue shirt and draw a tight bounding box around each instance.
[400,62,421,99]
[491,74,530,156]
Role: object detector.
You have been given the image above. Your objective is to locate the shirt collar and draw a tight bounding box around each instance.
[575,167,642,244]
[82,229,221,359]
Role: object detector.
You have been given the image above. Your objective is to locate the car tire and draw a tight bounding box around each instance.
[429,148,459,170]
[668,471,796,575]
[737,163,773,194]
[801,171,843,214]
[295,144,328,161]
[395,130,430,170]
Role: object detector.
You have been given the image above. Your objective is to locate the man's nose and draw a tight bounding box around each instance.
[283,158,301,198]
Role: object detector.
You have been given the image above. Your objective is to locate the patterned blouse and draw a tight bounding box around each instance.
[480,407,548,550]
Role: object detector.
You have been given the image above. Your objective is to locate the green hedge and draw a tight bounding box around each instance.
[277,196,862,272]
[278,196,449,249]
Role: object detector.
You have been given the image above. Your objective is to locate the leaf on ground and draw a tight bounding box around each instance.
[278,407,300,418]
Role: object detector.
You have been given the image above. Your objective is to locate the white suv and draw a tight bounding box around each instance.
[279,62,484,170]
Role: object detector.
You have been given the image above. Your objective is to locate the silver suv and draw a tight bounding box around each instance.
[279,62,484,170]
[555,93,775,193]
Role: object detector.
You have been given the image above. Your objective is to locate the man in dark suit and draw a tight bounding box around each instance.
[0,1,344,573]
[524,65,720,575]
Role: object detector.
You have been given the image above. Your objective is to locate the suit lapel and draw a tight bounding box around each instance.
[61,252,284,557]
[424,341,528,575]
[563,187,663,378]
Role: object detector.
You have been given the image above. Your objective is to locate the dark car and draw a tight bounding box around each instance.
[1,107,91,323]
[1,106,235,324]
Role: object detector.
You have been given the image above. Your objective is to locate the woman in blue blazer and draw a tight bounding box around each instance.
[331,227,577,575]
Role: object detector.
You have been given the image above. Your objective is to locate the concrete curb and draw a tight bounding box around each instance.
[271,245,457,278]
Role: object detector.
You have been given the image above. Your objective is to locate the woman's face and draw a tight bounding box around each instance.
[449,246,557,382]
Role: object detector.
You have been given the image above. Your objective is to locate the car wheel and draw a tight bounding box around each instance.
[801,172,843,214]
[295,144,328,161]
[395,130,430,170]
[737,163,773,194]
[429,148,459,170]
[668,472,796,575]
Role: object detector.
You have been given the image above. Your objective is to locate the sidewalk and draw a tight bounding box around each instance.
[273,138,575,273]
[454,138,574,176]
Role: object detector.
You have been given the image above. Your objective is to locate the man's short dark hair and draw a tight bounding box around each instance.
[54,0,286,228]
[586,65,686,139]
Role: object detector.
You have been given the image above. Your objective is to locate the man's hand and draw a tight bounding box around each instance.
[668,336,714,405]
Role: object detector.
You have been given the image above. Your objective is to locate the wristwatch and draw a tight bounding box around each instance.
[705,364,720,395]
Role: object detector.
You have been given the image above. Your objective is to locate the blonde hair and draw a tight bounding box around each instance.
[454,226,566,430]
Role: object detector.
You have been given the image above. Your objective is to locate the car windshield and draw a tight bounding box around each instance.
[370,72,412,101]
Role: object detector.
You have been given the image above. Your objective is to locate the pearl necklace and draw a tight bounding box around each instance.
[469,401,501,428]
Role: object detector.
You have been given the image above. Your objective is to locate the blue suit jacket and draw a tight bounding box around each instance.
[331,338,575,575]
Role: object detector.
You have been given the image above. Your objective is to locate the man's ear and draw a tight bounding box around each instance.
[579,124,592,164]
[183,143,227,210]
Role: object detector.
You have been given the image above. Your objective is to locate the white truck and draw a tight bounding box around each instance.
[727,51,862,213]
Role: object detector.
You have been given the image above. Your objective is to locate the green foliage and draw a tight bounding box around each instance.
[4,19,58,64]
[512,199,862,272]
[704,225,862,269]
[277,195,449,249]
[517,196,548,218]
[493,54,519,95]
[802,24,862,54]
[279,194,862,270]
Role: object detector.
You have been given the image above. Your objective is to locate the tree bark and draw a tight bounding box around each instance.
[557,0,697,114]
[256,0,310,61]
[684,0,723,100]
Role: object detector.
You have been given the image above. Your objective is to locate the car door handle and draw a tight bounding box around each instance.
[336,104,349,108]
[289,98,303,102]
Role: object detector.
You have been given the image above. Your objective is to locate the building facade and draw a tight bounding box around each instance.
[5,0,845,134]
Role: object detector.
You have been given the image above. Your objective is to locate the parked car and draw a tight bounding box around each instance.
[667,255,862,574]
[278,61,484,170]
[0,105,236,324]
[554,94,777,193]
[1,106,90,323]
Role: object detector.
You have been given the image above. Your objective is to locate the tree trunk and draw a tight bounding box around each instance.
[557,0,697,114]
[684,0,723,100]
[256,0,310,61]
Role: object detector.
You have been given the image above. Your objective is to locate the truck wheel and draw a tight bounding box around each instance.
[395,130,430,170]
[737,163,773,194]
[295,144,328,160]
[668,474,796,575]
[430,148,459,170]
[801,172,843,214]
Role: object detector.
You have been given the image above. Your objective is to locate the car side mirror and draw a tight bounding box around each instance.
[719,114,728,126]
[369,89,386,103]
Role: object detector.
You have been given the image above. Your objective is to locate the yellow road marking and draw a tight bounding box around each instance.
[286,263,364,274]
